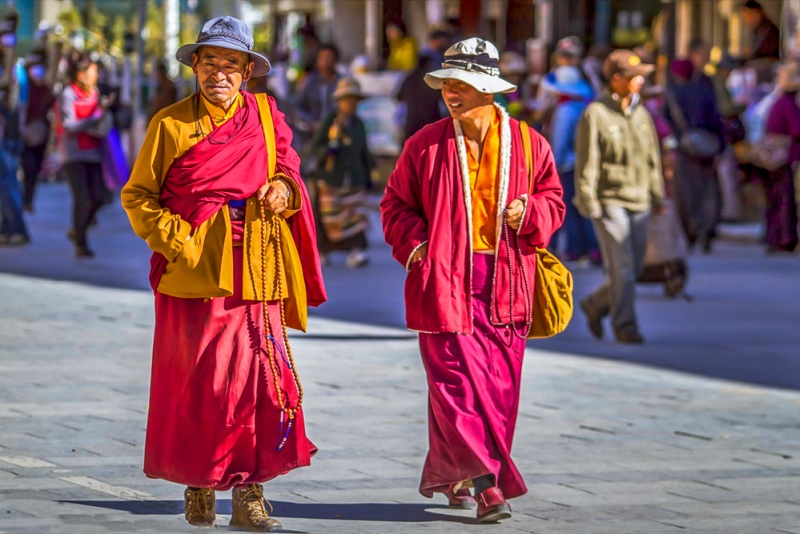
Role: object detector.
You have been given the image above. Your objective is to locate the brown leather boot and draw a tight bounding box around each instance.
[230,484,282,532]
[184,486,216,527]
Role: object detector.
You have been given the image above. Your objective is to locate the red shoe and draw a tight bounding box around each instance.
[476,487,511,523]
[445,487,477,509]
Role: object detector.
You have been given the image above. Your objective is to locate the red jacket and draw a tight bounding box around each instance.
[381,108,565,334]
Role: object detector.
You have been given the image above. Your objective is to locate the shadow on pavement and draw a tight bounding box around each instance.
[60,499,473,524]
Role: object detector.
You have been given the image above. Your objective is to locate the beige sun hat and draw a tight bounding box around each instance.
[331,77,366,100]
[424,37,517,94]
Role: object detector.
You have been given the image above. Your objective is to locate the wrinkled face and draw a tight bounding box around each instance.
[192,46,253,105]
[440,79,493,120]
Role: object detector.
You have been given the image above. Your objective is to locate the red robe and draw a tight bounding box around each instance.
[144,92,321,490]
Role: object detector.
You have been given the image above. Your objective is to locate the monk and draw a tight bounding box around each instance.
[380,38,564,523]
[121,17,326,531]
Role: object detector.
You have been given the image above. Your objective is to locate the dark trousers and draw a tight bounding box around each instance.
[560,169,599,258]
[63,161,104,247]
[21,143,47,208]
[675,154,720,246]
[0,143,27,237]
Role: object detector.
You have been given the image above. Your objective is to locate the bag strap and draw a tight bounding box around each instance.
[665,89,690,134]
[519,120,533,195]
[255,92,277,180]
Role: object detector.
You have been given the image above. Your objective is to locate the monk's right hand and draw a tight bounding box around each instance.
[410,243,428,264]
[257,180,289,214]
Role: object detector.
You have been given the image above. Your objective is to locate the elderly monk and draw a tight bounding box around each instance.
[121,17,326,531]
[380,38,564,523]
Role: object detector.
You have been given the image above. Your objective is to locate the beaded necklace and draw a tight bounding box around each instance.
[260,196,304,451]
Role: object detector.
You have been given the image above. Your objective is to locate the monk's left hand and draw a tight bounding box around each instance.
[505,196,526,231]
[258,180,290,214]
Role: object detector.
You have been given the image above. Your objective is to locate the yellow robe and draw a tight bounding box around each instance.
[121,92,310,330]
[466,108,501,252]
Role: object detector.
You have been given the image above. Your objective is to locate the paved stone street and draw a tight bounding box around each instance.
[1,183,800,533]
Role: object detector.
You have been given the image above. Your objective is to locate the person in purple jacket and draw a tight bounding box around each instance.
[762,62,800,253]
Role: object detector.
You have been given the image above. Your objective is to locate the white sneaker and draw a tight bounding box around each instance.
[346,249,368,268]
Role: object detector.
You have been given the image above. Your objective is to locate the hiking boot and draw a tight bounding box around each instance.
[476,487,512,523]
[184,487,216,527]
[230,484,282,532]
[444,487,477,509]
[579,298,603,339]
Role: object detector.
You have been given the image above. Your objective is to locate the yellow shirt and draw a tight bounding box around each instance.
[466,109,500,251]
[121,92,309,330]
[387,36,418,71]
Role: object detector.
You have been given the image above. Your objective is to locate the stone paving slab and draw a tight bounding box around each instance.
[2,272,800,533]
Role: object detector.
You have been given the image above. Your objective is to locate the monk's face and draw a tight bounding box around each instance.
[192,46,254,107]
[441,79,494,120]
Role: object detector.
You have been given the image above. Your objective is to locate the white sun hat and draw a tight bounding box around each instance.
[424,37,517,94]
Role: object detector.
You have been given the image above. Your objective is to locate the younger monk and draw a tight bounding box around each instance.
[122,17,326,530]
[381,38,564,523]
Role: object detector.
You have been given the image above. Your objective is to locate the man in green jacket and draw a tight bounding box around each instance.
[574,49,665,344]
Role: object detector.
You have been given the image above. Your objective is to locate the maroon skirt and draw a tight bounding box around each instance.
[144,243,315,490]
[418,253,527,499]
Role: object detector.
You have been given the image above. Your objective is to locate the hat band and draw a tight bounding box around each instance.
[197,31,251,51]
[441,59,500,77]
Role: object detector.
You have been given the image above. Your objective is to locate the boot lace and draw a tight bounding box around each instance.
[241,484,273,520]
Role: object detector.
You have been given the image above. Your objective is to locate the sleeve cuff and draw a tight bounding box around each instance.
[405,241,428,271]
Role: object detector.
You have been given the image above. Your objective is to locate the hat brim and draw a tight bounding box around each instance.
[424,68,517,94]
[332,90,367,100]
[176,40,271,77]
[618,64,655,79]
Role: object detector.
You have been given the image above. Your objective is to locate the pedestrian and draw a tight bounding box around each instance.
[121,16,327,530]
[385,20,417,71]
[760,61,800,253]
[0,57,29,247]
[665,58,725,252]
[148,60,178,122]
[381,37,564,523]
[58,52,113,257]
[575,49,666,344]
[532,36,587,133]
[740,0,780,62]
[311,77,373,268]
[396,30,450,141]
[20,51,54,213]
[713,55,748,222]
[540,65,599,263]
[293,43,340,152]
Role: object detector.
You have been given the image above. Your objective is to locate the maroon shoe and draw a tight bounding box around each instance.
[476,487,511,523]
[445,487,477,509]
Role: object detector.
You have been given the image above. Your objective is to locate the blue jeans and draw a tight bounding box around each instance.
[560,169,598,258]
[0,142,27,237]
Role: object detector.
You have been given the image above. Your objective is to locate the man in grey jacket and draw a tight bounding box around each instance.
[574,49,665,344]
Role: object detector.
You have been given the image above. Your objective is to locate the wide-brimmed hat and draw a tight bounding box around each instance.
[176,16,271,77]
[777,61,800,92]
[540,66,593,98]
[424,37,516,94]
[603,49,655,80]
[332,77,366,100]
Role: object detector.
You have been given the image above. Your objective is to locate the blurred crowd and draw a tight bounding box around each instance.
[1,0,798,269]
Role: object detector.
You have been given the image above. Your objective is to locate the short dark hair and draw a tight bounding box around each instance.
[67,51,94,82]
[428,29,450,42]
[318,43,340,61]
[742,0,763,11]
